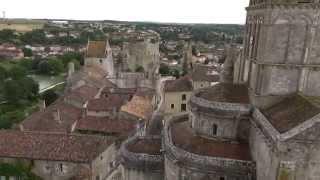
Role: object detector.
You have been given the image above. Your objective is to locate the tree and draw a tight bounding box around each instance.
[22,48,33,57]
[0,66,7,81]
[37,61,51,75]
[135,66,145,72]
[48,58,64,75]
[41,89,58,106]
[9,66,27,80]
[170,69,180,79]
[159,64,170,75]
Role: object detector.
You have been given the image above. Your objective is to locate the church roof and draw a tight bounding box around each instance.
[86,41,107,58]
[171,119,251,161]
[262,94,320,133]
[195,83,249,104]
[0,131,114,163]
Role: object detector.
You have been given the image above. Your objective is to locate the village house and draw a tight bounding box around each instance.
[0,43,24,59]
[0,131,115,180]
[163,76,193,115]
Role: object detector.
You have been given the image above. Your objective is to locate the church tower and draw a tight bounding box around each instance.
[239,0,320,108]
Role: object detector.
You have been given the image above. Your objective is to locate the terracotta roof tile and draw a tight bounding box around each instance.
[164,76,193,92]
[262,94,320,133]
[87,95,126,111]
[21,99,82,132]
[171,119,251,161]
[121,95,153,120]
[126,138,161,155]
[195,83,249,104]
[0,130,114,163]
[86,41,107,58]
[190,65,219,82]
[75,116,138,136]
[66,85,99,104]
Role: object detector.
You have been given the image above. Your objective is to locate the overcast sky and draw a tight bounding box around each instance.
[1,0,250,24]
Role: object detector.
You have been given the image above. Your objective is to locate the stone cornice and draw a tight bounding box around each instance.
[163,113,255,174]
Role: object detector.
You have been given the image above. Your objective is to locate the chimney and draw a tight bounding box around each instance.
[53,109,61,123]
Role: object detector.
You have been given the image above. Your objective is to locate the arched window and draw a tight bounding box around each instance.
[212,124,218,136]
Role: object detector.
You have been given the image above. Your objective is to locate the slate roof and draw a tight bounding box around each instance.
[0,131,114,163]
[171,119,251,161]
[164,76,193,92]
[262,94,320,133]
[195,83,249,104]
[86,41,107,58]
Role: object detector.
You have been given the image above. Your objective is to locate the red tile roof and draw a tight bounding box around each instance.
[164,76,193,92]
[262,94,320,133]
[126,138,161,155]
[195,83,249,104]
[171,120,251,161]
[121,95,153,120]
[86,41,107,58]
[87,95,127,111]
[21,99,82,133]
[0,131,114,163]
[66,85,99,104]
[75,116,138,136]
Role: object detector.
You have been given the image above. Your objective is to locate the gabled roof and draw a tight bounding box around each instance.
[75,116,137,137]
[262,94,320,133]
[195,83,249,104]
[0,131,114,163]
[164,76,193,92]
[21,98,82,133]
[86,41,107,58]
[121,95,153,120]
[87,95,127,111]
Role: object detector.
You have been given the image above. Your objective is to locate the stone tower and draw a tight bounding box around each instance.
[239,0,320,108]
[85,40,114,77]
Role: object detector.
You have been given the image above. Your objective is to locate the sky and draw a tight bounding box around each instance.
[1,0,250,24]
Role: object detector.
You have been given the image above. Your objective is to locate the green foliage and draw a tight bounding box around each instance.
[3,77,39,105]
[37,61,51,75]
[22,47,33,57]
[41,89,58,106]
[9,65,27,80]
[0,162,42,180]
[170,69,181,79]
[21,29,47,44]
[0,29,17,43]
[59,52,84,66]
[159,64,170,75]
[18,58,34,72]
[0,110,25,129]
[135,65,145,72]
[0,66,7,81]
[48,58,64,75]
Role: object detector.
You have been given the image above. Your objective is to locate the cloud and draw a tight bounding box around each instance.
[1,0,250,24]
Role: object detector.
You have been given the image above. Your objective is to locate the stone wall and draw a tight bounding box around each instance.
[119,132,163,180]
[163,91,192,115]
[163,114,255,180]
[189,92,252,140]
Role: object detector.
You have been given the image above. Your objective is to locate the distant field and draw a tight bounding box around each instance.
[0,19,46,32]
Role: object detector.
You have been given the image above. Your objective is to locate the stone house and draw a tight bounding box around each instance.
[85,40,114,78]
[0,43,24,59]
[163,76,193,115]
[0,131,115,180]
[189,65,220,90]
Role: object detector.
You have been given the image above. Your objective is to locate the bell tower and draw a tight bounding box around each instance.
[240,0,320,108]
